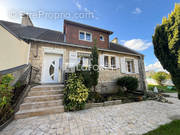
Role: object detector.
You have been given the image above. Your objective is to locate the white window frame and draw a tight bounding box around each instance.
[76,51,91,67]
[79,31,92,42]
[104,55,109,68]
[103,54,117,69]
[111,56,116,68]
[125,57,135,74]
[100,35,104,41]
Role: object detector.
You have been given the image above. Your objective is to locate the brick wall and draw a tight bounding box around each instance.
[64,23,110,49]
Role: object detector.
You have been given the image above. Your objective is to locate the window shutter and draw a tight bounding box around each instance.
[120,57,126,73]
[116,56,120,69]
[134,59,139,73]
[69,51,77,68]
[99,54,104,68]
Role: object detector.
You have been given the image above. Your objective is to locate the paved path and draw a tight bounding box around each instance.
[1,93,180,135]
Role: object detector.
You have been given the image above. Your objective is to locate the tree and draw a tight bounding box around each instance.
[90,39,99,92]
[152,4,180,99]
[152,72,169,86]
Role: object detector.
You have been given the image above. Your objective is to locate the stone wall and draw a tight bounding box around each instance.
[28,42,145,93]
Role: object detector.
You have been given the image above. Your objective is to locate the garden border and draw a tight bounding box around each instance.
[85,100,122,109]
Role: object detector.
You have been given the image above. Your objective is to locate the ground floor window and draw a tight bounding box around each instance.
[77,52,91,67]
[104,56,109,67]
[103,55,116,68]
[111,56,116,68]
[125,58,134,73]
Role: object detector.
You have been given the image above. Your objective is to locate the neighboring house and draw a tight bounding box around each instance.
[0,16,30,71]
[0,14,146,93]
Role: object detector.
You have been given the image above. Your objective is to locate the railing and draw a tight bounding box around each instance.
[0,64,39,130]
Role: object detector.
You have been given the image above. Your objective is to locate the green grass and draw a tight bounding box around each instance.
[148,84,177,93]
[143,120,180,135]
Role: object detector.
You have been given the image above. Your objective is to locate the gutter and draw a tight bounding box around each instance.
[22,36,143,57]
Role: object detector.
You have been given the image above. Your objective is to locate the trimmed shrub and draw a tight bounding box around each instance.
[64,73,89,111]
[116,76,138,91]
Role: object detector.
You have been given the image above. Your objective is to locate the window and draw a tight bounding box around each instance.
[86,33,91,41]
[79,32,85,40]
[77,52,91,67]
[79,31,92,41]
[104,56,109,67]
[100,35,104,41]
[125,58,134,73]
[111,57,116,68]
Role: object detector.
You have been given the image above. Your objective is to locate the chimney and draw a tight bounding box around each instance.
[112,37,118,44]
[21,14,33,26]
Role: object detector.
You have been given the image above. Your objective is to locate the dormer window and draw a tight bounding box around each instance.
[79,32,85,40]
[79,31,92,42]
[100,35,104,41]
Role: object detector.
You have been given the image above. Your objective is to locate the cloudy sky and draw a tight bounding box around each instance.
[0,0,179,72]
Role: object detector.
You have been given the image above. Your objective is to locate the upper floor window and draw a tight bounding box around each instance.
[100,35,104,41]
[79,31,92,42]
[79,32,85,40]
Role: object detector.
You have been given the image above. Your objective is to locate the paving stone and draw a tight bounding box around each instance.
[1,94,180,135]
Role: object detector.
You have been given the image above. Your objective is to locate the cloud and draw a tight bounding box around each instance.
[0,6,10,21]
[0,5,19,23]
[73,0,82,10]
[145,61,167,72]
[132,8,142,14]
[120,39,152,51]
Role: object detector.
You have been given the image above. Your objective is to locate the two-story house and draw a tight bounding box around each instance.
[0,14,146,93]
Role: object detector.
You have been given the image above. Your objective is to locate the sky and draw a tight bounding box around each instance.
[0,0,180,72]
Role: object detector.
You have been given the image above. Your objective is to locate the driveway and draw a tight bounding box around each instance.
[1,93,180,135]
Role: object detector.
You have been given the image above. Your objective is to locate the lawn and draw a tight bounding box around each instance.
[148,84,177,93]
[143,120,180,135]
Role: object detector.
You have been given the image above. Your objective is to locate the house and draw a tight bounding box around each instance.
[0,14,146,93]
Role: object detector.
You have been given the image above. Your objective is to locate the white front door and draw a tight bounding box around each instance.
[42,53,63,83]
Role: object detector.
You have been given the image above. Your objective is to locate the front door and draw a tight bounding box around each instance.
[42,53,63,83]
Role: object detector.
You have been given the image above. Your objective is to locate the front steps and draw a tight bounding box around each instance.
[15,84,64,119]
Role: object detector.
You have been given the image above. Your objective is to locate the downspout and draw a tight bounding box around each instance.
[27,42,31,64]
[139,55,147,91]
[33,42,39,58]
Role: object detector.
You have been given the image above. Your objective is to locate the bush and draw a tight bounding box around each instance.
[88,92,104,103]
[64,73,89,111]
[152,72,169,86]
[0,74,14,123]
[116,76,138,91]
[75,66,92,89]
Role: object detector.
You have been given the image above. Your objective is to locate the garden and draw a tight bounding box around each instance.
[64,42,146,111]
[0,72,29,128]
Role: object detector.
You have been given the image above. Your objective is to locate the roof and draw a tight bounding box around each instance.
[64,20,113,35]
[109,42,142,56]
[0,20,64,43]
[0,20,143,56]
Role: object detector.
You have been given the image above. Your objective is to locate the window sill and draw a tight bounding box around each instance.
[125,72,139,74]
[79,39,92,42]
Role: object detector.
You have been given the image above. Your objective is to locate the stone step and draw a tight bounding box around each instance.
[24,94,63,103]
[31,84,64,91]
[15,106,64,119]
[28,90,63,96]
[19,100,63,110]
